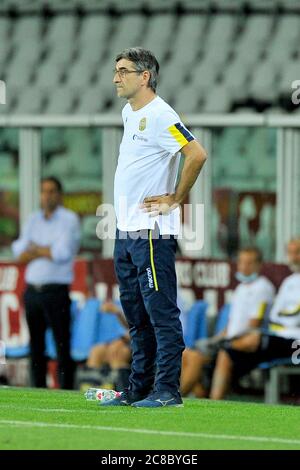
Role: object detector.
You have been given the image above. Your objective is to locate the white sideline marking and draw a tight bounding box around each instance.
[0,405,122,414]
[0,419,300,446]
[0,406,92,413]
[0,404,187,415]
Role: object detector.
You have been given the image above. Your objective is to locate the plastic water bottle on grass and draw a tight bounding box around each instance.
[84,388,121,403]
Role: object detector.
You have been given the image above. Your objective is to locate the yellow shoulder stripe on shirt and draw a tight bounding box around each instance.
[168,122,194,147]
[256,302,268,320]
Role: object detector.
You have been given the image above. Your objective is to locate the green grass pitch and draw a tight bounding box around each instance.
[0,387,300,450]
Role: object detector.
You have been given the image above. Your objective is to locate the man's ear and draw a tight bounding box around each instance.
[142,70,150,86]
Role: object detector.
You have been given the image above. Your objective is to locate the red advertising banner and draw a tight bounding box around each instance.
[0,262,28,356]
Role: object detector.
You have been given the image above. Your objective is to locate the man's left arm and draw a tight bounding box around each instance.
[142,140,207,215]
[174,139,207,204]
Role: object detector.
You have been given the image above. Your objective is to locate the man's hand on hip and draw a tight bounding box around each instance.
[141,193,179,217]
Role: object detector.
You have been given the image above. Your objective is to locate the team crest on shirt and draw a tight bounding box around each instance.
[139,117,147,131]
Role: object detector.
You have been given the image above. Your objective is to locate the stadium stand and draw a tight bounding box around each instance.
[0,1,300,115]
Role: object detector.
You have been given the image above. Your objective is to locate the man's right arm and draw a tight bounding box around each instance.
[11,215,37,264]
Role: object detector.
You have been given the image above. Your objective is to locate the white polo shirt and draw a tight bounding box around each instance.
[114,96,195,234]
[226,276,275,339]
[269,273,300,339]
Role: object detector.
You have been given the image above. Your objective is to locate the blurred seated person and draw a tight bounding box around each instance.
[181,247,275,397]
[76,299,131,391]
[210,238,300,400]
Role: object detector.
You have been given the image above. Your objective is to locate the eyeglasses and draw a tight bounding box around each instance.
[113,68,143,78]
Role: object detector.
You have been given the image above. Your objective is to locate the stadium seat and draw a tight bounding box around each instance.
[139,14,175,63]
[45,86,75,114]
[279,62,300,94]
[34,61,65,89]
[174,86,203,114]
[0,17,10,42]
[95,310,127,345]
[214,304,231,335]
[167,14,205,68]
[6,58,35,89]
[77,85,104,113]
[272,15,300,49]
[191,56,221,87]
[206,14,237,48]
[260,357,300,404]
[46,41,75,66]
[107,14,146,60]
[71,298,101,361]
[44,298,127,361]
[12,16,41,45]
[78,14,110,52]
[239,15,273,47]
[15,86,44,114]
[0,40,10,64]
[108,97,125,114]
[183,300,208,349]
[66,60,95,89]
[45,15,77,46]
[222,61,249,101]
[203,85,231,113]
[249,60,281,101]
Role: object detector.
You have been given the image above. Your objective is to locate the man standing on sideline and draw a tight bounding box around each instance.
[12,177,81,389]
[103,47,207,408]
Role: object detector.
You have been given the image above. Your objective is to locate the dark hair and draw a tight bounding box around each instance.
[238,246,263,263]
[116,47,159,92]
[41,176,63,193]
